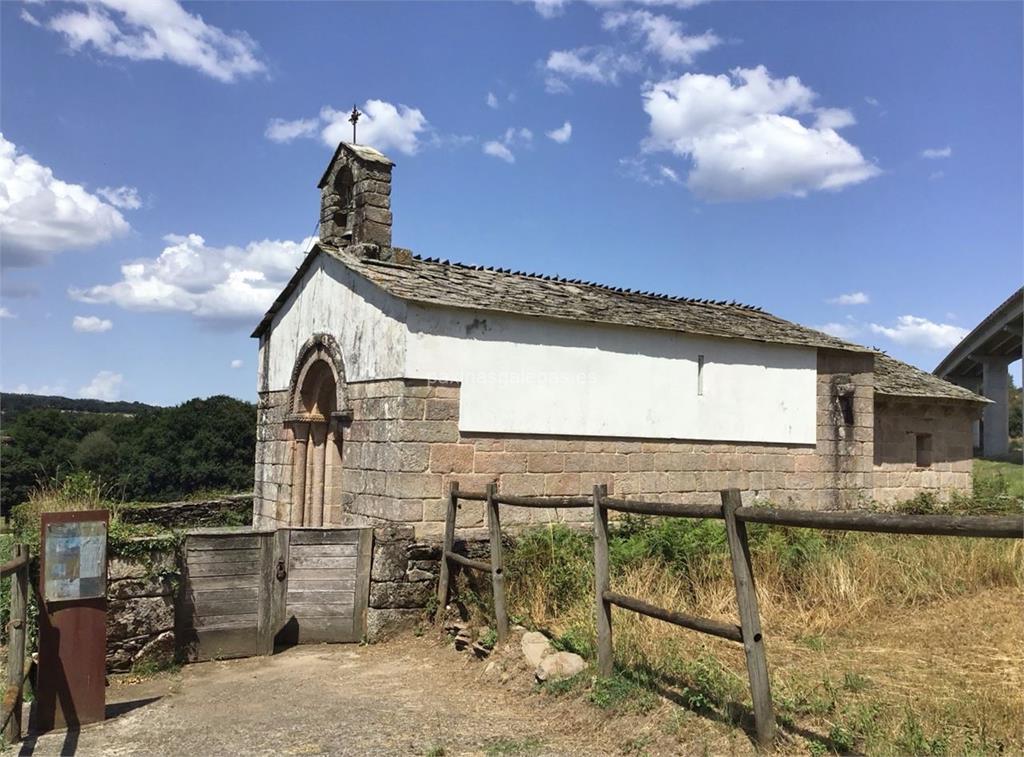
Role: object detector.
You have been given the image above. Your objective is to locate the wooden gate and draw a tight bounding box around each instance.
[278,529,372,645]
[180,527,371,661]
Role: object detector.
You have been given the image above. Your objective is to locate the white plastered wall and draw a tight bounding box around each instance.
[262,258,818,445]
[405,304,817,445]
[263,254,408,391]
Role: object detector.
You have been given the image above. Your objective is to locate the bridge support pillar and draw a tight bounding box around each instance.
[980,357,1011,458]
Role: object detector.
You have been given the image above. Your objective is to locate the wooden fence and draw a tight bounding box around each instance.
[435,484,1024,750]
[1,544,31,743]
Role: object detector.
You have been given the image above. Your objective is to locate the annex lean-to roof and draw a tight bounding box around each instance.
[252,242,987,405]
[874,353,989,404]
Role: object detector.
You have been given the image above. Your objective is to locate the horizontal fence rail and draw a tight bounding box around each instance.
[443,550,490,572]
[603,590,743,642]
[0,552,28,580]
[733,506,1023,538]
[436,481,1023,751]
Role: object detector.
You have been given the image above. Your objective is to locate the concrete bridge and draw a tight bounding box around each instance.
[935,287,1023,458]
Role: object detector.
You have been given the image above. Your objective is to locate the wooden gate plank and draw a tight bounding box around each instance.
[288,556,357,570]
[289,530,361,546]
[187,561,260,577]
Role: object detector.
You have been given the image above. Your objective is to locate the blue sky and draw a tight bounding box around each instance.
[1,0,1021,405]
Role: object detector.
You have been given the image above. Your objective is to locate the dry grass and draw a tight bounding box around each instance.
[9,471,115,548]
[498,522,1024,756]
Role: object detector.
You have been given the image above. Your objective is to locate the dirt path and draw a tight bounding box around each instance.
[14,636,632,757]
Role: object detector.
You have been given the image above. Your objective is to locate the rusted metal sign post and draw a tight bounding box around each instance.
[35,510,109,732]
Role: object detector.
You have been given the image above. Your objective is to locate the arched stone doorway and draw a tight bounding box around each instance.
[286,336,347,527]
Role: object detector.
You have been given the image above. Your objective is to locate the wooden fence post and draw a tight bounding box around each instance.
[722,489,775,750]
[593,485,613,678]
[486,483,509,643]
[5,544,27,743]
[435,482,458,625]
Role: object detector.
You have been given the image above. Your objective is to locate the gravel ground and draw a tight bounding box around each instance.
[13,636,624,757]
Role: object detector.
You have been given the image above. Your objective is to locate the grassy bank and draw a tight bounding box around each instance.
[491,468,1023,755]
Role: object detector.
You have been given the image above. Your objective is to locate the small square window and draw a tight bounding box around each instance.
[915,434,933,468]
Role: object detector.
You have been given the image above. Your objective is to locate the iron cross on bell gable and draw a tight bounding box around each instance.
[348,105,361,144]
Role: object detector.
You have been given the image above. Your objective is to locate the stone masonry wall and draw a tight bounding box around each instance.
[107,545,177,672]
[257,348,972,538]
[254,389,292,529]
[814,349,875,509]
[873,396,976,502]
[340,355,875,540]
[366,524,440,640]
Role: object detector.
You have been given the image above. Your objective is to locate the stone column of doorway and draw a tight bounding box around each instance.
[290,420,310,527]
[309,422,328,527]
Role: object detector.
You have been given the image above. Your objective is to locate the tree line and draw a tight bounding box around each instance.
[0,394,256,513]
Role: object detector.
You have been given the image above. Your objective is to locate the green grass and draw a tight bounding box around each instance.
[973,458,1024,500]
[483,737,544,756]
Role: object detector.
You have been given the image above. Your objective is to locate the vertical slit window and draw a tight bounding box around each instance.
[915,433,933,468]
[697,355,704,396]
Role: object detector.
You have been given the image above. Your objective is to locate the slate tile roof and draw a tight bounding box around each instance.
[325,245,870,353]
[253,243,987,405]
[873,353,989,403]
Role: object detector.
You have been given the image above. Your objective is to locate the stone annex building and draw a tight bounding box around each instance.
[251,143,988,538]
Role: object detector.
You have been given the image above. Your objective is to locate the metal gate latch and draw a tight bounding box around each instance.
[276,559,287,581]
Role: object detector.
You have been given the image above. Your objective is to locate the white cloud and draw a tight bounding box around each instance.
[0,307,14,319]
[545,47,641,86]
[547,121,573,143]
[813,108,856,130]
[70,233,315,324]
[921,146,952,159]
[79,370,123,401]
[544,76,572,95]
[869,315,968,350]
[602,10,719,65]
[230,359,243,369]
[534,0,568,18]
[864,96,880,107]
[483,141,516,163]
[323,100,428,155]
[10,382,68,396]
[619,155,681,186]
[265,117,319,144]
[43,0,265,83]
[0,134,130,267]
[534,0,707,18]
[486,92,500,109]
[658,164,681,184]
[20,9,42,27]
[269,100,431,156]
[320,100,429,156]
[641,66,881,201]
[97,185,142,210]
[827,291,869,305]
[482,128,533,164]
[815,322,861,340]
[72,315,113,333]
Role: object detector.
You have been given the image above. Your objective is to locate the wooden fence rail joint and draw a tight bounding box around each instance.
[443,550,491,573]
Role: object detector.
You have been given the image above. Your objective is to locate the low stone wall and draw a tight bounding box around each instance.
[120,494,252,529]
[366,525,439,641]
[107,543,178,672]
